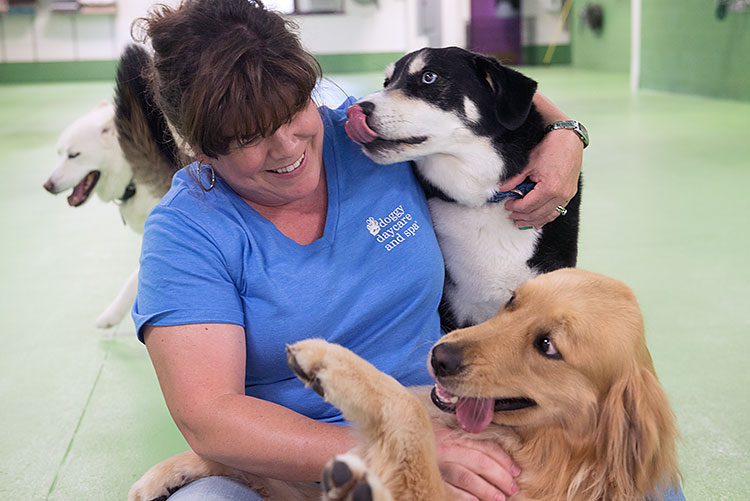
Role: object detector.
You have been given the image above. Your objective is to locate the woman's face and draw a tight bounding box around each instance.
[209,99,325,208]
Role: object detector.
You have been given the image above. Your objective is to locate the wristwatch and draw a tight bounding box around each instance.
[544,120,590,149]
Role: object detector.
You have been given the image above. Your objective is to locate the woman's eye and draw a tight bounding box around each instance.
[534,335,561,359]
[505,293,515,309]
[421,71,438,85]
[239,137,261,148]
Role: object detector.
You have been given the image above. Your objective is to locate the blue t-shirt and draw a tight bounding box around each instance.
[133,98,445,423]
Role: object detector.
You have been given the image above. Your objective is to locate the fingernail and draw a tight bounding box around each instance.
[519,226,533,230]
[511,464,522,477]
[511,482,520,494]
[494,494,506,501]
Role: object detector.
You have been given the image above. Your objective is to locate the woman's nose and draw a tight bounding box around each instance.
[268,125,299,157]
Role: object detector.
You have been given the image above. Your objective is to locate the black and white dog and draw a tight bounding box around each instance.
[346,47,581,330]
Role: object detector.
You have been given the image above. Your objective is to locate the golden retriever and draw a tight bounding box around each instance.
[129,268,680,501]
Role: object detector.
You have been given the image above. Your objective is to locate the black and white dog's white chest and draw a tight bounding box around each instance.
[345,46,581,330]
[428,198,540,327]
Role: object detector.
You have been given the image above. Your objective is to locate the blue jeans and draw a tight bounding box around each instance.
[168,476,685,500]
[168,476,263,500]
[656,486,687,501]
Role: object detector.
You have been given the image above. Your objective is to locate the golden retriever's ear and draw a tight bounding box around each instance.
[593,366,681,499]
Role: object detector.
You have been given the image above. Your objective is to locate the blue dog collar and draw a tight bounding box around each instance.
[488,180,536,203]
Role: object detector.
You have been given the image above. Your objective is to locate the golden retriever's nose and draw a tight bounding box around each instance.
[431,342,464,377]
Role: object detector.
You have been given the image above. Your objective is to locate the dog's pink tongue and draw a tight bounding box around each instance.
[456,397,495,434]
[345,105,379,144]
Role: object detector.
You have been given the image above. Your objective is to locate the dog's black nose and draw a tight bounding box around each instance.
[358,101,375,115]
[431,342,464,377]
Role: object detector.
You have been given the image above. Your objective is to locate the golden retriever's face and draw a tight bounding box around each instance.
[429,268,655,433]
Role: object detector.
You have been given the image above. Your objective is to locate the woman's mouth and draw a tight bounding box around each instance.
[271,153,305,174]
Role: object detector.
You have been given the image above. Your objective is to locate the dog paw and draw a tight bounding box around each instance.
[286,338,344,399]
[286,339,382,407]
[128,474,176,501]
[321,454,391,501]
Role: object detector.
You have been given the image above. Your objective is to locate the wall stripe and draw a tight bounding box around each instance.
[0,52,410,83]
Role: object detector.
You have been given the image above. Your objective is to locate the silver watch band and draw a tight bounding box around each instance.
[544,120,590,149]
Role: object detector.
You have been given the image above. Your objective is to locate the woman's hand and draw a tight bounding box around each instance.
[434,423,521,500]
[499,129,583,230]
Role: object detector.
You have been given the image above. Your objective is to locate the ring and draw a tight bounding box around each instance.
[555,205,568,216]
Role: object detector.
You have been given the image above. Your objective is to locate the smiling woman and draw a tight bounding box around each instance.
[127,1,586,500]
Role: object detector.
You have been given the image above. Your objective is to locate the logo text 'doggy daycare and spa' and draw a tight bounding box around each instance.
[366,204,421,251]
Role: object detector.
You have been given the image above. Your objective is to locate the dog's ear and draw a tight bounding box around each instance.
[101,115,117,139]
[473,55,537,131]
[592,366,681,499]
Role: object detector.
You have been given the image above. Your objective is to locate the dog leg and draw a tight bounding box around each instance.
[96,267,138,328]
[128,451,242,501]
[287,339,447,501]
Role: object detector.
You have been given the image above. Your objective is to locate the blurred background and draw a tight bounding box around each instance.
[0,1,748,499]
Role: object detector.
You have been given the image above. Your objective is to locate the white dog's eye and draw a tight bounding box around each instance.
[421,71,438,85]
[68,152,80,159]
[534,335,562,360]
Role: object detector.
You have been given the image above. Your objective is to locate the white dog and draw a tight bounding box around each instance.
[44,45,180,328]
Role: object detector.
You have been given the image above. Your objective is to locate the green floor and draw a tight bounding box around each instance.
[1,67,748,500]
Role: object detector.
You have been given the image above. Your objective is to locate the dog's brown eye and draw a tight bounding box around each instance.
[383,78,391,87]
[68,152,80,159]
[534,335,562,360]
[421,71,438,85]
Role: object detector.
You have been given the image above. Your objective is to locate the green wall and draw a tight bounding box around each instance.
[570,0,750,101]
[571,0,631,73]
[640,2,750,101]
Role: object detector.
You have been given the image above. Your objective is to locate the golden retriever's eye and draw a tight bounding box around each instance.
[534,335,562,360]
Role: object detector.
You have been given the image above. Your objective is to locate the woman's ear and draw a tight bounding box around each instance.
[472,54,538,131]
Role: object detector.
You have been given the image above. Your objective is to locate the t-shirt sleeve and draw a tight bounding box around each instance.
[132,204,245,342]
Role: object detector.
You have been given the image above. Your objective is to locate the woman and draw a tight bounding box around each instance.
[132,1,590,500]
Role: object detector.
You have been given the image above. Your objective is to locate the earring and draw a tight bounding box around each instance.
[197,162,215,192]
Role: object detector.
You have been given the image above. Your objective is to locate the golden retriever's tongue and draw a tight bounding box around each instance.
[345,105,379,144]
[456,397,495,434]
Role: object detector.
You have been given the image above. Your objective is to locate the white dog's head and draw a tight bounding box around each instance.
[44,101,133,206]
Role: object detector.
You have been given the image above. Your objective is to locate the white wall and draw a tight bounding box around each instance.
[0,0,470,63]
[522,0,570,47]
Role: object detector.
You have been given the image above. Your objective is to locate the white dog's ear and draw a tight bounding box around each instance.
[101,115,116,139]
[592,366,681,499]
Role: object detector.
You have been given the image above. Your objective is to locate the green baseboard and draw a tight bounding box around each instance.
[522,44,572,65]
[0,60,118,83]
[0,52,405,84]
[314,52,405,74]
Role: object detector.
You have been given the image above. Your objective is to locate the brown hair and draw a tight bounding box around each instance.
[134,0,321,158]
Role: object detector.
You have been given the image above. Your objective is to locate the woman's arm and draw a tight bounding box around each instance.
[143,323,357,481]
[499,91,584,229]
